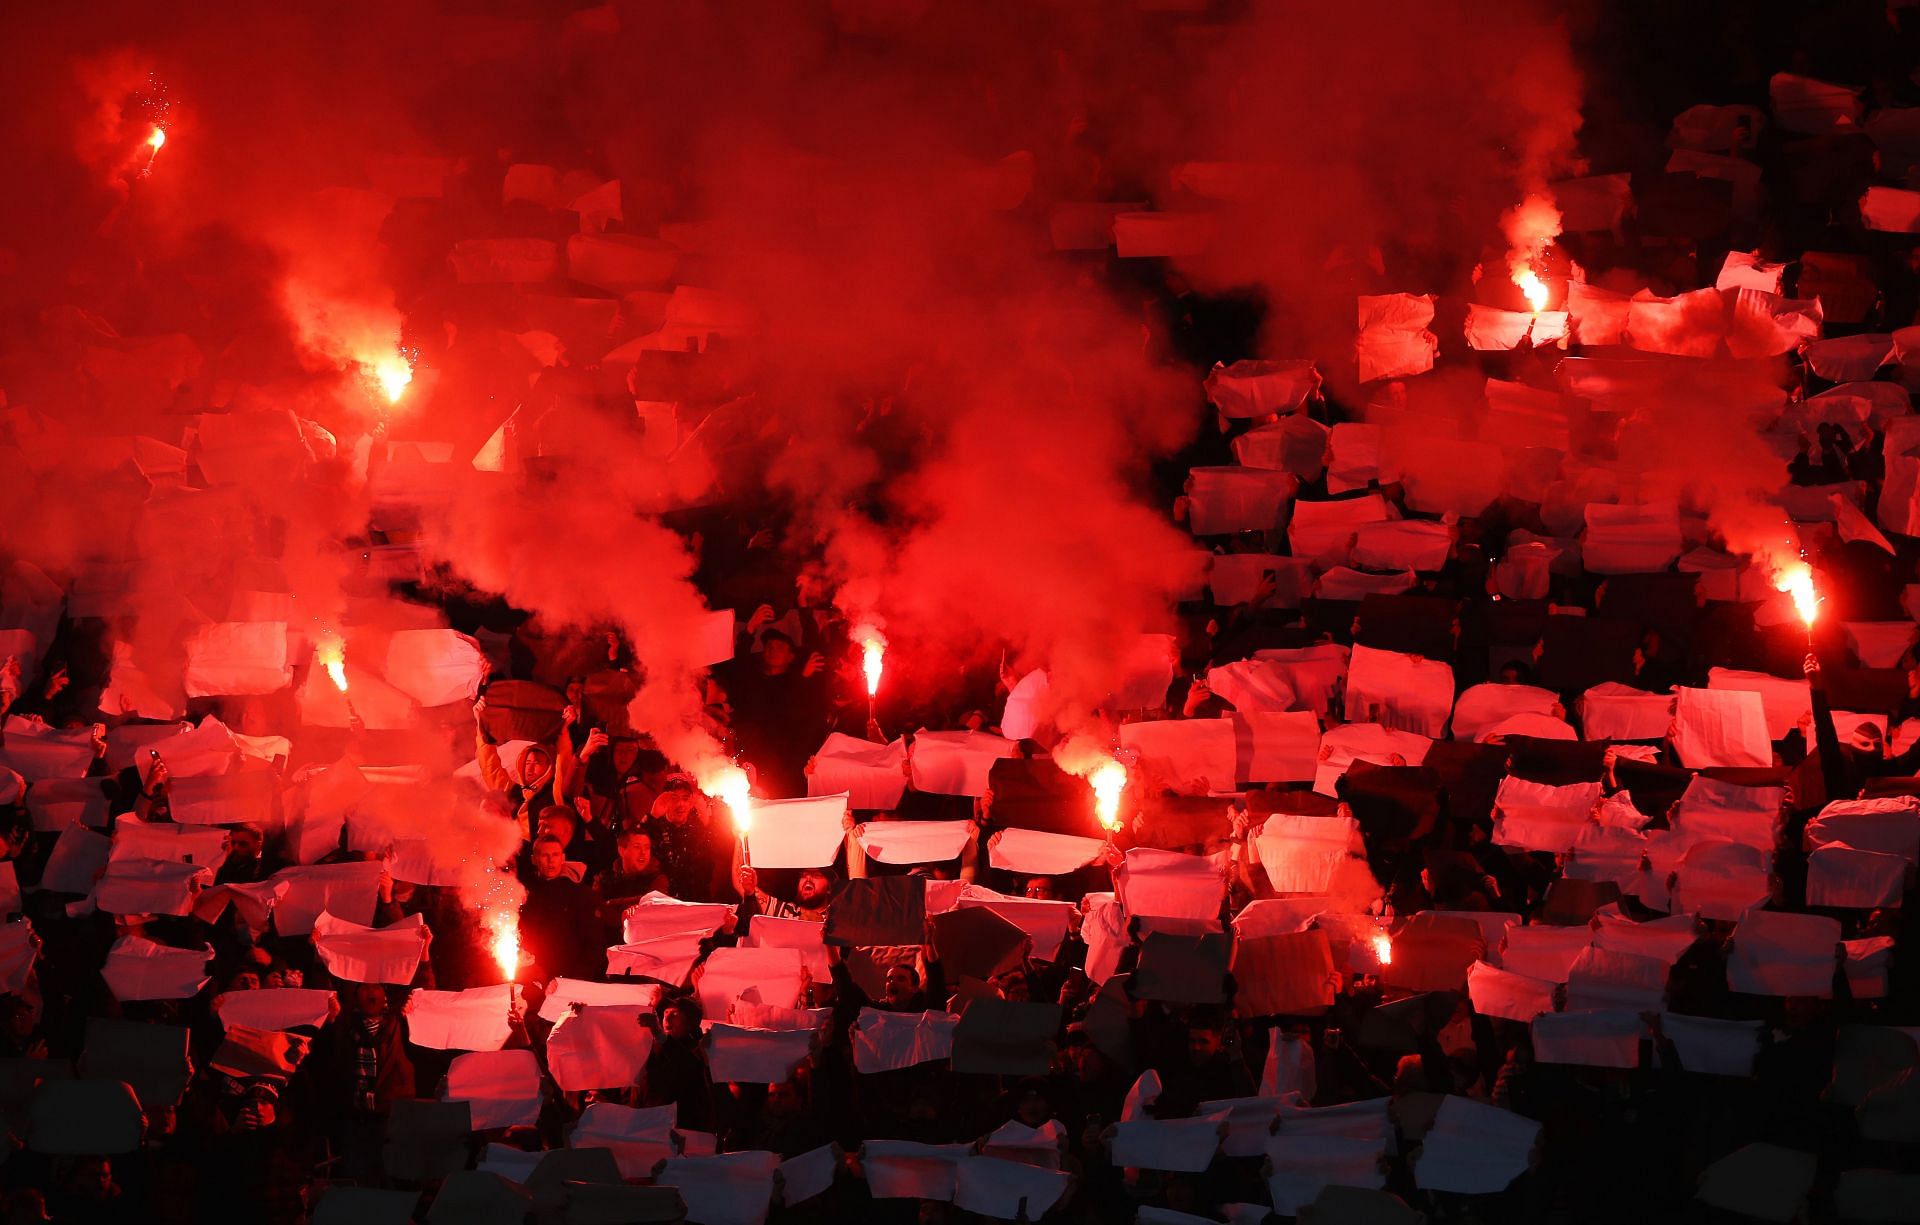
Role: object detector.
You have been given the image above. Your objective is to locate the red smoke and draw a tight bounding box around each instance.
[0,0,1604,771]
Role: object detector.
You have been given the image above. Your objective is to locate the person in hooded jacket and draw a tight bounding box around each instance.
[473,694,587,836]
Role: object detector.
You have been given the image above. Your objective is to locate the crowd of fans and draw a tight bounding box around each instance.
[8,7,1920,1225]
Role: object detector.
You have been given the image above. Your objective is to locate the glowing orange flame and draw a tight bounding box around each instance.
[1090,760,1127,832]
[1514,268,1550,313]
[1774,561,1819,628]
[316,640,348,692]
[857,627,886,698]
[706,765,753,834]
[1371,932,1394,966]
[370,355,412,405]
[146,126,166,153]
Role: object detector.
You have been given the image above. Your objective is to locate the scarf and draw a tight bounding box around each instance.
[352,1015,386,1113]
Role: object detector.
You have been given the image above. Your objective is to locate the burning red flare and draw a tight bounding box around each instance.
[368,354,413,405]
[1774,561,1819,629]
[1514,268,1550,313]
[472,868,524,984]
[489,920,520,980]
[1503,191,1561,314]
[706,765,753,834]
[856,626,886,698]
[316,639,348,692]
[1090,760,1128,832]
[1371,931,1394,966]
[146,126,166,152]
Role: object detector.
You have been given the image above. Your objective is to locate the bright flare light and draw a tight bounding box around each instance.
[857,627,886,698]
[474,869,524,983]
[1503,191,1561,316]
[372,355,413,405]
[317,640,348,692]
[709,766,753,834]
[146,126,167,152]
[1775,561,1819,629]
[1090,760,1128,832]
[1514,267,1550,313]
[486,914,520,980]
[1371,931,1394,966]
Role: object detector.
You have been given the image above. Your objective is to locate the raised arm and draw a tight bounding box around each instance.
[473,697,511,791]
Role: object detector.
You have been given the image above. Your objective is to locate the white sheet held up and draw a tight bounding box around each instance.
[989,828,1105,876]
[704,1024,814,1084]
[746,795,849,869]
[1670,688,1769,768]
[312,912,430,985]
[1109,1110,1229,1172]
[1413,1097,1539,1193]
[547,1006,654,1092]
[1726,912,1841,998]
[568,1101,676,1179]
[1467,961,1556,1023]
[1120,719,1237,793]
[101,937,212,1001]
[855,820,971,865]
[444,1049,543,1131]
[697,946,807,1021]
[1344,646,1453,739]
[808,737,908,811]
[909,731,1018,797]
[404,985,514,1051]
[1116,849,1224,923]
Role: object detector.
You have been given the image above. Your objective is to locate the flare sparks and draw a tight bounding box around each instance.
[472,868,523,983]
[1371,931,1394,967]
